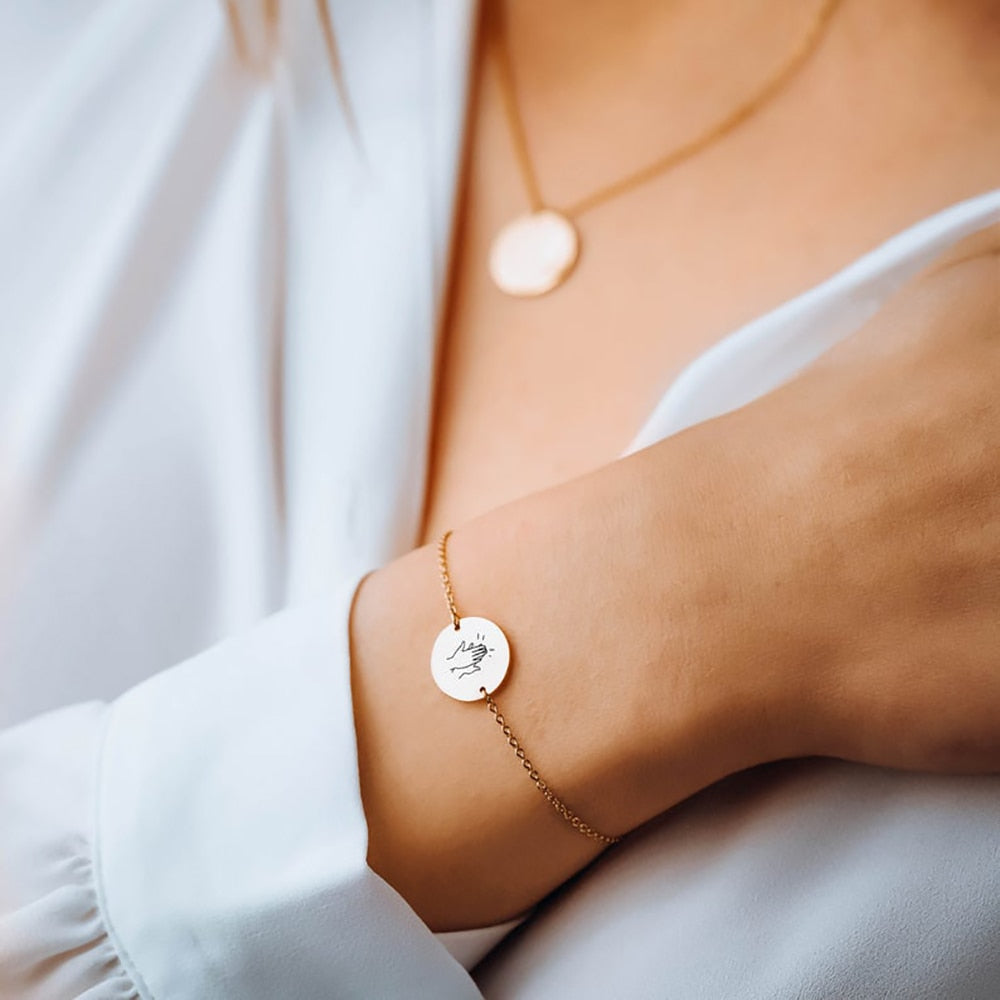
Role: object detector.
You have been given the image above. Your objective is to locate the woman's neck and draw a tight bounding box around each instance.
[486,0,999,211]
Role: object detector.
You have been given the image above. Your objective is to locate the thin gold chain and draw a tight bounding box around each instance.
[492,0,843,220]
[436,529,623,846]
[479,687,622,845]
[436,529,462,629]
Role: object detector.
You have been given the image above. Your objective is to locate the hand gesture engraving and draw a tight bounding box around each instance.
[446,631,493,679]
[431,616,510,702]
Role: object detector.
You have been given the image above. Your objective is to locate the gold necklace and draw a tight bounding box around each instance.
[488,0,844,297]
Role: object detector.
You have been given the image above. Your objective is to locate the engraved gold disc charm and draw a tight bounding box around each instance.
[488,210,579,297]
[430,615,511,702]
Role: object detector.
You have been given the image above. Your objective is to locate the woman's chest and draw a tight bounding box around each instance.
[414,37,1000,548]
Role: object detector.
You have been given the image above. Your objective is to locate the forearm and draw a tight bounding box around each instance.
[348,416,802,932]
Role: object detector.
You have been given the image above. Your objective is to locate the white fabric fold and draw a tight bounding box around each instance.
[0,569,505,999]
[97,568,483,999]
[0,702,139,1000]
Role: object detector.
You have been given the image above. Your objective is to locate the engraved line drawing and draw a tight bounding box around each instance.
[446,631,494,679]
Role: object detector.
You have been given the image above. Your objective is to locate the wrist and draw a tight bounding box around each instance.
[622,412,833,816]
[349,405,832,929]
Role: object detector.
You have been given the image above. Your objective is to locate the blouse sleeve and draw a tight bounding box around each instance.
[0,569,510,1000]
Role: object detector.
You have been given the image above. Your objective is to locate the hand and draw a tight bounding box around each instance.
[444,633,490,678]
[729,223,1000,775]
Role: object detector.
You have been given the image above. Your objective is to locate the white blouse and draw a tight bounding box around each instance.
[1,2,998,998]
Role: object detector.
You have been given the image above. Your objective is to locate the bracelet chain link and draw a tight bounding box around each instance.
[436,529,623,847]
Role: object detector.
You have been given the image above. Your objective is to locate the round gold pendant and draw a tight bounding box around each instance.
[430,615,511,702]
[488,209,579,297]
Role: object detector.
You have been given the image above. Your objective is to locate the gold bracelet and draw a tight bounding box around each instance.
[431,529,622,847]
